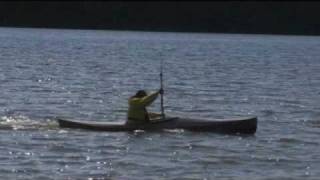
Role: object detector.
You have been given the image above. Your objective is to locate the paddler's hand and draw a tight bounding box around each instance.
[159,88,164,95]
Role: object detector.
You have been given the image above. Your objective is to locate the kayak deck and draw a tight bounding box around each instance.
[57,116,257,134]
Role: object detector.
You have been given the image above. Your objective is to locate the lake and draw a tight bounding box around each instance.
[0,27,319,179]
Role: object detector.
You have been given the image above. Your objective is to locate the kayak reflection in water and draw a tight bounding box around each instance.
[127,89,164,124]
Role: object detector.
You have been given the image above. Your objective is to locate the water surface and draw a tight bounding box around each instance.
[0,27,320,179]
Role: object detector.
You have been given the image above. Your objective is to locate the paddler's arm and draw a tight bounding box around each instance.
[139,90,161,107]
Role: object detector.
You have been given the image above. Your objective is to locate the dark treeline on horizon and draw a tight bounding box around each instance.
[0,1,320,35]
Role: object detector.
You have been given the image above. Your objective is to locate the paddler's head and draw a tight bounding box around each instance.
[135,90,147,98]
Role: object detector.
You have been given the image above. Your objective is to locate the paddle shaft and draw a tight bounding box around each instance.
[160,59,165,118]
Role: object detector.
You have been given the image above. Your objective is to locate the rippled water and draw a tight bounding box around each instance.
[0,27,320,179]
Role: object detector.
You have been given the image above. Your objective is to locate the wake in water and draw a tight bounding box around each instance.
[0,115,59,130]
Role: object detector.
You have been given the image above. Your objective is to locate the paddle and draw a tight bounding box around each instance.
[160,58,165,119]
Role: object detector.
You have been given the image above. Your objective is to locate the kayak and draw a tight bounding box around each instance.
[57,116,257,134]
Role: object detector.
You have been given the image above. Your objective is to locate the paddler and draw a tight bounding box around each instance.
[127,89,164,124]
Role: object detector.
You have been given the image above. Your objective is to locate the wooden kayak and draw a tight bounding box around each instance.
[57,116,257,134]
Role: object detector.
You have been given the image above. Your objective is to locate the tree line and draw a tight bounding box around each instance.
[0,2,319,35]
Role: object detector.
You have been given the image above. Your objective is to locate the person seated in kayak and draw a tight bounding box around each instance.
[127,89,164,124]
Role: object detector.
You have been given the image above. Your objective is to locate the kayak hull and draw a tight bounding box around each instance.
[57,116,257,134]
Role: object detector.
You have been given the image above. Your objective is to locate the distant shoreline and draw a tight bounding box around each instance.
[1,25,319,37]
[1,2,320,37]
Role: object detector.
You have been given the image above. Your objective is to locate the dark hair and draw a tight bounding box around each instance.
[133,90,147,98]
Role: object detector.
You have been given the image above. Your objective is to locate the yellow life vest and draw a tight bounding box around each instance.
[127,91,159,122]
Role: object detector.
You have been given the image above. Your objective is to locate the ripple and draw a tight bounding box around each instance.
[0,116,58,131]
